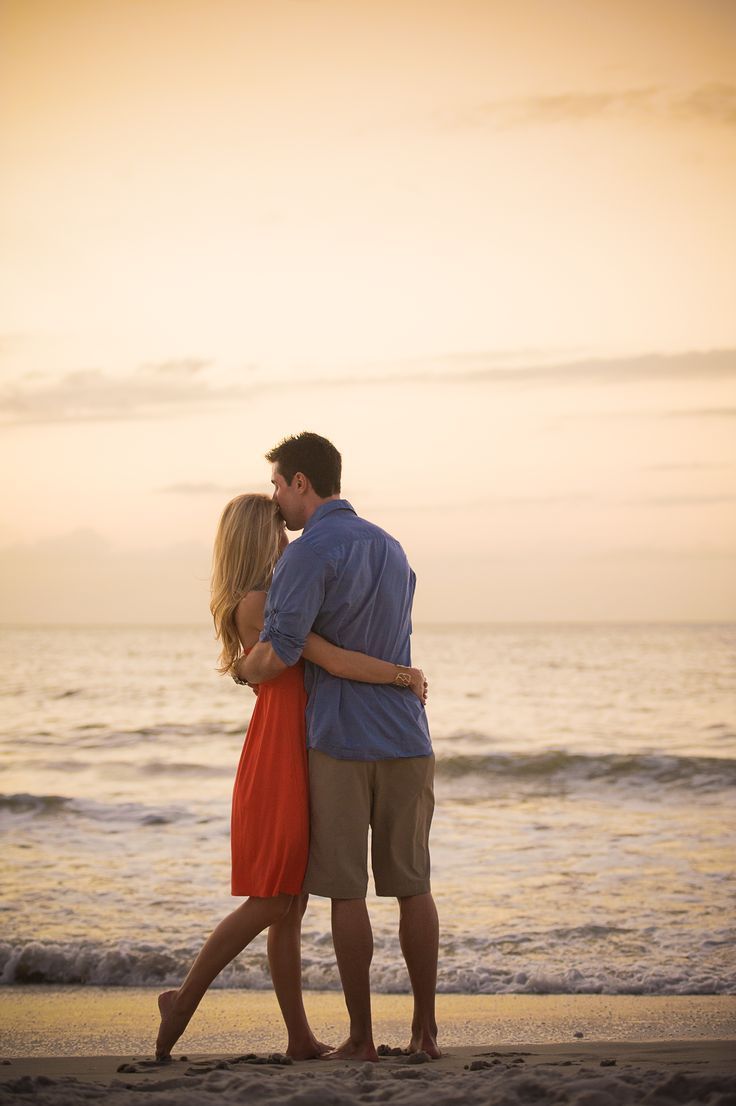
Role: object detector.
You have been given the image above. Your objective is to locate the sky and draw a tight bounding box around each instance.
[0,0,734,623]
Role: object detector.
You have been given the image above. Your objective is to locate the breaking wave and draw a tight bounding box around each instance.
[0,792,195,825]
[434,751,736,792]
[1,938,733,994]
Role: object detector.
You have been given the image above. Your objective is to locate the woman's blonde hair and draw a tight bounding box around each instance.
[210,493,283,675]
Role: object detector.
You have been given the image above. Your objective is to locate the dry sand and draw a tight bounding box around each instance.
[1,991,734,1104]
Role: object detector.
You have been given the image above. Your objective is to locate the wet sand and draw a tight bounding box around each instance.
[1,988,735,1055]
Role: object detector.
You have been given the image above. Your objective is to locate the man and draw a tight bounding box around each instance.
[238,431,439,1062]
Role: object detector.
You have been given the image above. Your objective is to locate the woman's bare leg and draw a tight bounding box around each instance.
[267,893,332,1059]
[156,894,293,1059]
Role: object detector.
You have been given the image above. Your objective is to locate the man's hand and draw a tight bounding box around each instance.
[408,667,428,705]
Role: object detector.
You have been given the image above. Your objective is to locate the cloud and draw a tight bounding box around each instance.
[142,358,211,376]
[1,348,734,426]
[435,82,736,131]
[25,528,111,555]
[440,86,659,128]
[675,83,736,127]
[415,348,736,388]
[289,347,736,393]
[0,364,248,425]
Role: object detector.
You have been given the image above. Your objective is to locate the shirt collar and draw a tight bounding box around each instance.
[303,498,356,533]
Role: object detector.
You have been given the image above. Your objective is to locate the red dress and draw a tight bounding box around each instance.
[230,654,309,897]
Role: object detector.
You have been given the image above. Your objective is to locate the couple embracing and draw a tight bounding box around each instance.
[156,432,440,1062]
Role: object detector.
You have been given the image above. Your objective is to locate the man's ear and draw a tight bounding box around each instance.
[293,471,312,495]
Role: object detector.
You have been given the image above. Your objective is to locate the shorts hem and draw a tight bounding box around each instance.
[374,880,431,898]
[302,881,369,900]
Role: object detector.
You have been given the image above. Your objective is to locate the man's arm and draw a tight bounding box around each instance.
[240,641,288,684]
[236,540,326,685]
[302,633,427,703]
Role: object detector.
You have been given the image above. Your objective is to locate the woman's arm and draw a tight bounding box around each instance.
[231,592,267,689]
[302,633,427,703]
[234,591,266,651]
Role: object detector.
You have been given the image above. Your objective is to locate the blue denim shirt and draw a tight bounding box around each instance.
[260,499,432,761]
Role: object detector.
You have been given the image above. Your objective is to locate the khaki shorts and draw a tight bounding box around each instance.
[303,749,435,899]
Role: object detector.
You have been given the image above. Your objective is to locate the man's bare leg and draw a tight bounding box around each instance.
[156,894,293,1059]
[399,891,441,1058]
[267,893,332,1059]
[322,897,379,1061]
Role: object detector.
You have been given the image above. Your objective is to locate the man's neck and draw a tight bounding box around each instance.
[302,494,341,527]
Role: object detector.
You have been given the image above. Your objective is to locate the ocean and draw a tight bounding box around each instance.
[1,622,734,996]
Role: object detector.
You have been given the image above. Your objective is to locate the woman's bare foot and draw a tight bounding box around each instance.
[408,1028,442,1059]
[156,989,194,1059]
[286,1035,333,1060]
[320,1037,379,1062]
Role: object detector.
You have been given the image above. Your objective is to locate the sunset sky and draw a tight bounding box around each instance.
[1,0,734,623]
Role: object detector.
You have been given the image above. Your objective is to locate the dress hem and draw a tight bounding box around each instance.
[231,883,305,897]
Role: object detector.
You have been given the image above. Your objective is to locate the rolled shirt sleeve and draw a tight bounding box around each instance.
[259,541,327,666]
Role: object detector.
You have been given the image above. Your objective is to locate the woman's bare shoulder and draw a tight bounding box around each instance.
[235,590,266,633]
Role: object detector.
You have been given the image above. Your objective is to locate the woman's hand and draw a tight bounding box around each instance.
[408,667,428,705]
[231,655,259,695]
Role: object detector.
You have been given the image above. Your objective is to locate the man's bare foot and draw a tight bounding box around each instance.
[286,1035,333,1060]
[156,989,194,1059]
[320,1037,379,1062]
[408,1029,442,1059]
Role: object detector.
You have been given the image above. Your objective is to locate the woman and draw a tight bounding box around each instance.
[156,494,426,1060]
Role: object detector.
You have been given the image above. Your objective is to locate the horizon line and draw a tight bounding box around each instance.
[0,619,733,630]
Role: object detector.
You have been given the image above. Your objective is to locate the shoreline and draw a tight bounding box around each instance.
[1,989,734,1056]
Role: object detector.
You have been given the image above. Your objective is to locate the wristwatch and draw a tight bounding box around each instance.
[231,661,248,686]
[393,666,412,688]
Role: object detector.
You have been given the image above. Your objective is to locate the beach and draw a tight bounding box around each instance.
[1,992,735,1104]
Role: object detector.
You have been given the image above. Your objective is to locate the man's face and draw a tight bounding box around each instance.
[271,464,303,530]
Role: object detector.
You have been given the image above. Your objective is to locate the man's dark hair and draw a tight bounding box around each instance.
[266,432,342,498]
